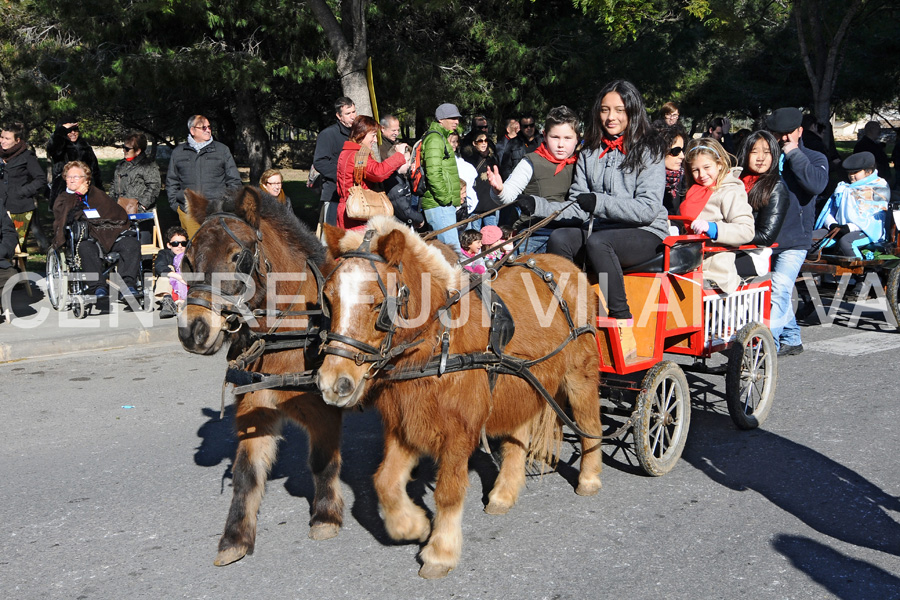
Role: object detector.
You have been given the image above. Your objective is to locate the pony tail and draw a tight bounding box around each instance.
[526,403,563,473]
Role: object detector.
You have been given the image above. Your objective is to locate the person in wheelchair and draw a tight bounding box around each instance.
[812,152,890,259]
[52,161,141,299]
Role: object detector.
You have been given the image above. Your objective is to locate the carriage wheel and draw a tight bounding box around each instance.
[633,361,691,477]
[886,264,900,329]
[725,322,777,430]
[46,248,68,312]
[72,295,88,319]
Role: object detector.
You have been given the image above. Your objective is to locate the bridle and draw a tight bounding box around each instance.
[320,230,421,377]
[185,213,271,332]
[182,211,330,399]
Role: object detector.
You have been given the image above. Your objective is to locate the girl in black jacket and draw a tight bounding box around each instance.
[735,131,789,276]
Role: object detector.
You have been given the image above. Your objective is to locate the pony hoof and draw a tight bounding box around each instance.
[576,480,602,496]
[308,523,340,541]
[484,501,511,515]
[419,563,453,579]
[214,545,248,566]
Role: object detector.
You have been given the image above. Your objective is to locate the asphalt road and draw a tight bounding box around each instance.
[3,304,900,600]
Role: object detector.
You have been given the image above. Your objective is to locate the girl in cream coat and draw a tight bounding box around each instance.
[679,138,754,293]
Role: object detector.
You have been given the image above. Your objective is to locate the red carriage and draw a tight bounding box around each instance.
[594,227,778,476]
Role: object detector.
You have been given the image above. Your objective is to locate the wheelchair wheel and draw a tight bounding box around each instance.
[633,361,691,477]
[725,322,777,430]
[72,295,89,319]
[46,248,68,311]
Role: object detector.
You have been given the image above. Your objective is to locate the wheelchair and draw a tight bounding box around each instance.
[46,217,152,318]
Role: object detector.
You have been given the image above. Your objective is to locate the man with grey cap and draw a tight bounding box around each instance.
[812,151,890,258]
[765,106,829,356]
[420,102,462,252]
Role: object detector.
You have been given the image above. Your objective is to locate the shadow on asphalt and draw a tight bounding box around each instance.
[683,410,900,558]
[773,535,900,599]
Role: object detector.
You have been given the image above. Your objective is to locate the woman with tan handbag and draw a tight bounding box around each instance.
[336,116,409,231]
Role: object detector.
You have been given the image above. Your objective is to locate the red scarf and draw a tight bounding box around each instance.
[597,136,626,160]
[533,143,577,175]
[740,174,760,194]
[679,184,714,221]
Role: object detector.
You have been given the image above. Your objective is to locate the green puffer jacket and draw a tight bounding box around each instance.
[419,122,461,210]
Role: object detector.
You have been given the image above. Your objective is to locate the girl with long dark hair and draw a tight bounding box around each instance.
[734,131,788,276]
[548,80,668,360]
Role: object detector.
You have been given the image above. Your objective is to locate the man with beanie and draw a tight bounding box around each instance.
[765,107,829,356]
[421,103,462,252]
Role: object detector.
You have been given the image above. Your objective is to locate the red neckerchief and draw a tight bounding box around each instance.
[125,156,136,162]
[533,143,577,175]
[597,135,626,160]
[740,174,760,194]
[679,184,714,221]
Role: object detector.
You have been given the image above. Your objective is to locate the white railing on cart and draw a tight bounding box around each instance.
[703,286,767,347]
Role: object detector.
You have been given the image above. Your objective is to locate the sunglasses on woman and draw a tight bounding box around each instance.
[668,146,684,156]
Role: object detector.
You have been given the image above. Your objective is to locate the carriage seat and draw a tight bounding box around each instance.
[622,241,703,275]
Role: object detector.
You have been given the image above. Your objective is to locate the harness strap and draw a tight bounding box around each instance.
[225,367,319,395]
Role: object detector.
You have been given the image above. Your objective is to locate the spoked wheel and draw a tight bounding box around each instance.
[46,248,68,311]
[72,295,88,319]
[886,264,900,329]
[725,322,777,430]
[633,361,691,477]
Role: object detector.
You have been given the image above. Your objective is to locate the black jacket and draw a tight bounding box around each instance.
[500,133,543,179]
[109,153,162,210]
[0,203,17,269]
[751,179,788,246]
[1,150,45,213]
[154,247,177,277]
[773,142,828,252]
[47,126,102,203]
[853,136,892,183]
[312,121,350,204]
[165,140,241,211]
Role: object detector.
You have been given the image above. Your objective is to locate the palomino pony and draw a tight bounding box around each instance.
[178,187,343,566]
[317,217,602,579]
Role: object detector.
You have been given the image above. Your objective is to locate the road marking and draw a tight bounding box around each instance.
[806,331,900,356]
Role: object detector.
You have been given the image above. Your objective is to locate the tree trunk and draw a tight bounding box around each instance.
[306,0,373,116]
[794,0,867,129]
[234,90,272,185]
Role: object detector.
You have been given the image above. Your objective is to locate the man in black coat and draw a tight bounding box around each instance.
[853,121,892,185]
[47,117,102,205]
[765,107,829,357]
[312,97,357,228]
[500,115,543,179]
[166,114,242,238]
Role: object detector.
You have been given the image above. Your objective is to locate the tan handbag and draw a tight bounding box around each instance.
[117,196,140,215]
[345,148,394,220]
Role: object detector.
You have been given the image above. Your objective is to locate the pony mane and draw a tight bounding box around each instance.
[215,187,327,268]
[359,216,462,288]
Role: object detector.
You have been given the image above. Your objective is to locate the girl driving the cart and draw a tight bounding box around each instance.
[812,151,890,259]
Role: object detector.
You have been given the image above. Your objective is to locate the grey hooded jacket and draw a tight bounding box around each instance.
[533,145,669,240]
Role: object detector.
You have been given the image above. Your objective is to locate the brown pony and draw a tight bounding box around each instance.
[318,217,602,579]
[178,187,343,566]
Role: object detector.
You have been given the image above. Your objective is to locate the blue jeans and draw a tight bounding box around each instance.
[520,231,549,254]
[424,205,461,253]
[469,212,499,231]
[770,249,806,348]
